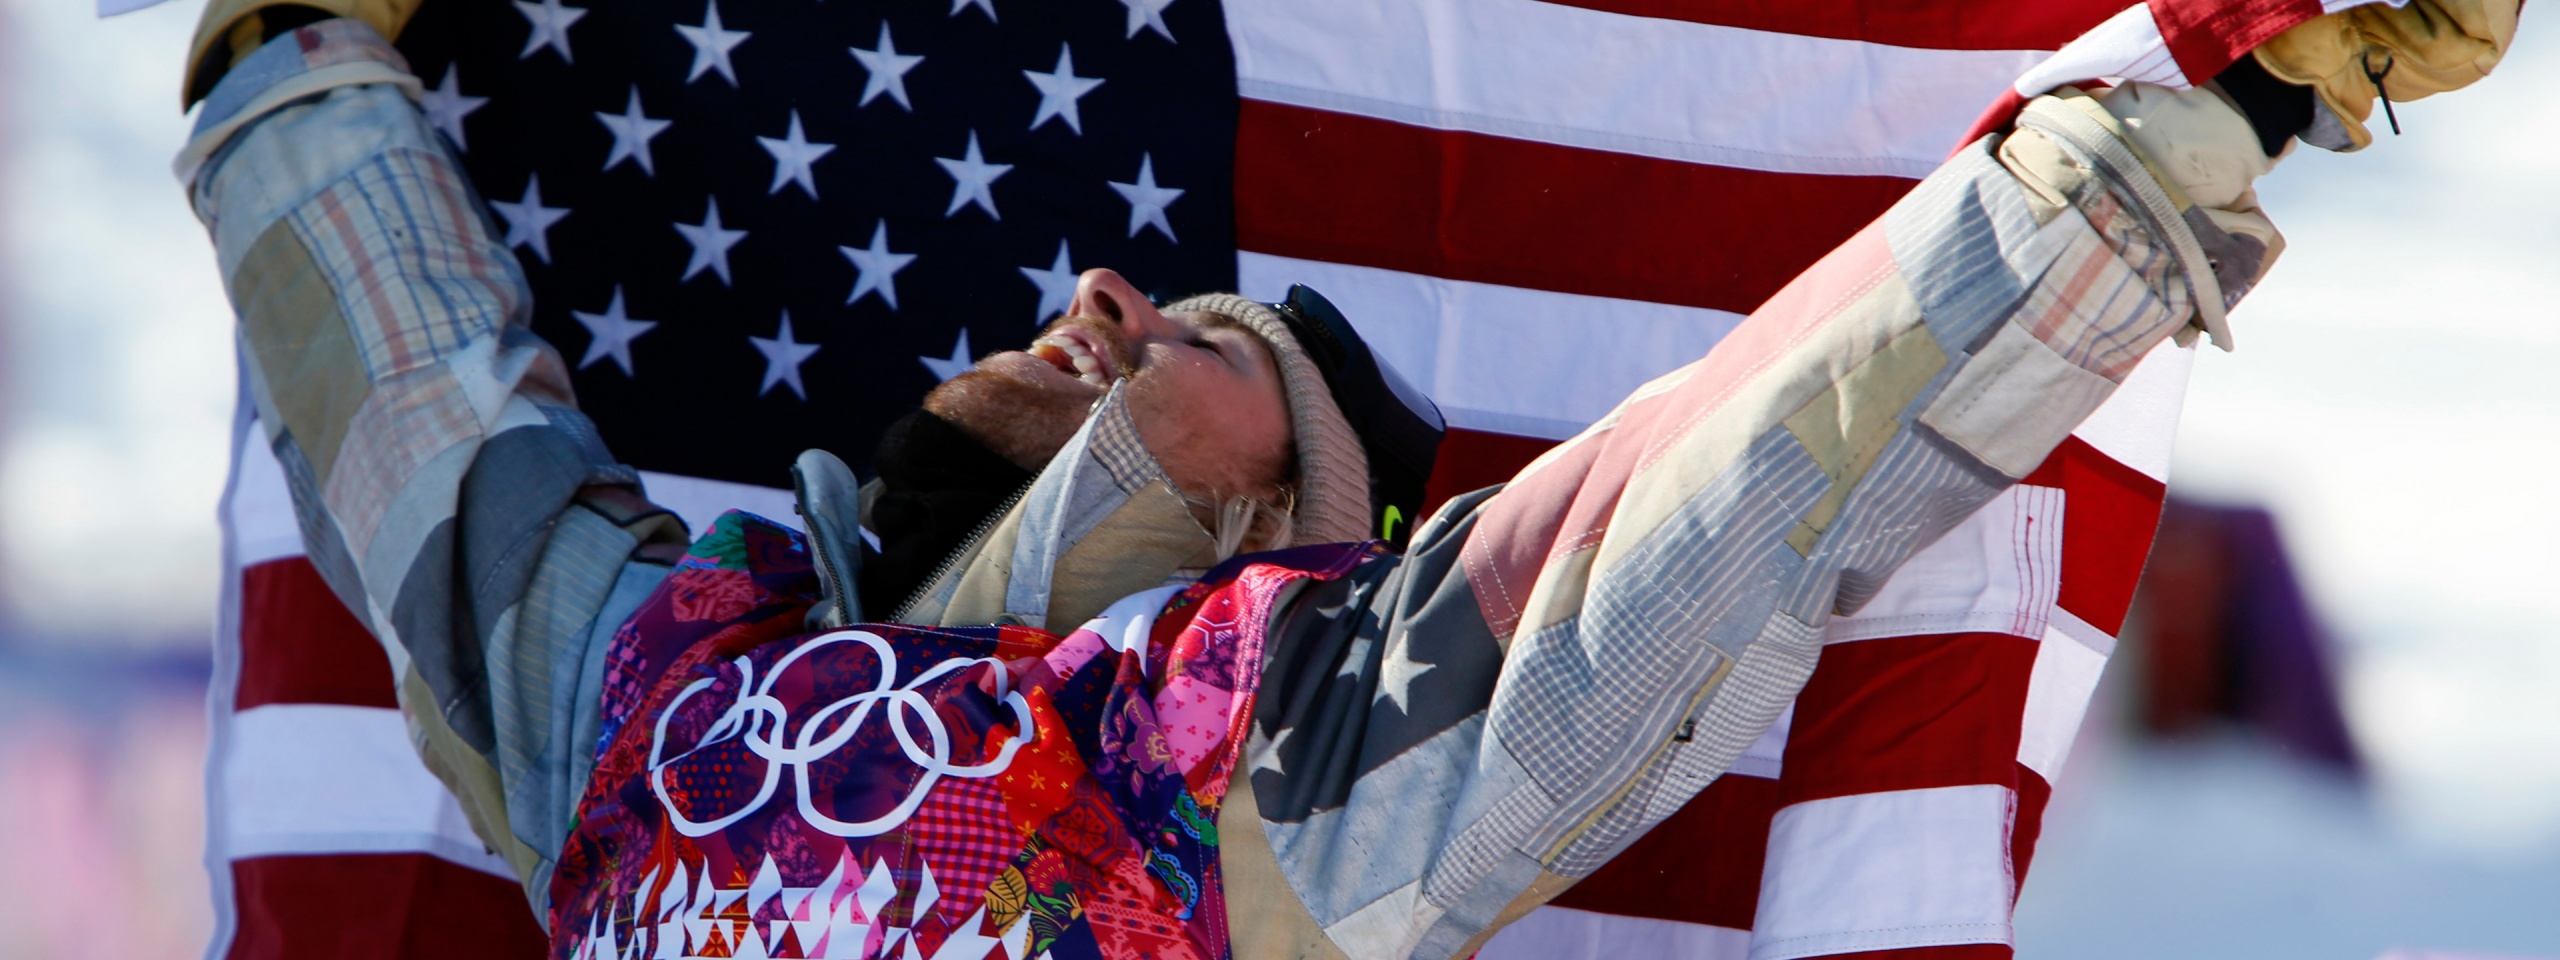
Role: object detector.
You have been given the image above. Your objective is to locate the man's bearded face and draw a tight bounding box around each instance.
[924,269,1294,505]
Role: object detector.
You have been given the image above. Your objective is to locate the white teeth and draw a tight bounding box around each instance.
[1070,354,1107,387]
[1034,335,1113,386]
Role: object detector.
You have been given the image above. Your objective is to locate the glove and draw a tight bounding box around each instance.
[2252,0,2521,150]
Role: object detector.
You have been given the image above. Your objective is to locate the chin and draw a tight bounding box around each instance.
[922,359,1097,469]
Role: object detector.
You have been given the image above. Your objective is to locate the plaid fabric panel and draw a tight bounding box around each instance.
[320,362,478,564]
[2076,190,2172,292]
[2014,197,2178,383]
[1089,386,1169,495]
[906,776,1019,919]
[286,146,524,380]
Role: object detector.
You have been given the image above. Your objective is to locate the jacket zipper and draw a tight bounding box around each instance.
[890,478,1032,624]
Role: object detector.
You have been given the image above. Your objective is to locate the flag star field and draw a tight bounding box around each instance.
[393,0,1241,486]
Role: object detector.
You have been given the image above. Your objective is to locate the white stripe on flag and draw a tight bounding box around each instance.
[221,703,515,878]
[1753,784,2016,959]
[637,470,800,539]
[2019,620,2111,782]
[2048,603,2116,657]
[1825,483,2065,644]
[2009,3,2188,98]
[228,426,305,568]
[2069,337,2195,484]
[1238,252,1745,440]
[1478,906,1751,960]
[1227,0,2050,178]
[230,429,804,564]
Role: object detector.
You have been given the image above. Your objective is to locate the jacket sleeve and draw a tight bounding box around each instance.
[181,17,688,915]
[182,0,428,107]
[1233,93,2220,960]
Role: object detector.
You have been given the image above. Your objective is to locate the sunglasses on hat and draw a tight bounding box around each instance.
[1266,284,1446,548]
[1148,283,1447,547]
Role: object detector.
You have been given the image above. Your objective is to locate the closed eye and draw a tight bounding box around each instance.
[1189,335,1235,366]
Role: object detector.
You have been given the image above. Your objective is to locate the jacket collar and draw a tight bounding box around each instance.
[895,384,1221,632]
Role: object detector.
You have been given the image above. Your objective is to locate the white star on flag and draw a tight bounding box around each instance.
[839,220,917,309]
[920,329,974,382]
[419,65,487,151]
[513,0,586,62]
[1108,154,1183,242]
[750,311,821,399]
[1023,44,1104,135]
[758,110,835,199]
[1119,0,1175,41]
[571,286,657,376]
[1248,727,1291,778]
[676,0,751,87]
[935,131,1012,219]
[674,196,748,285]
[490,174,570,264]
[950,0,996,21]
[1018,240,1078,324]
[1374,641,1435,713]
[596,86,671,176]
[848,22,925,111]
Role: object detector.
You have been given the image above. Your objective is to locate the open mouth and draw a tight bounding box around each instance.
[1028,328,1119,387]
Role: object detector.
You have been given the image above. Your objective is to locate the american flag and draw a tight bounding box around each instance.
[201,0,2331,956]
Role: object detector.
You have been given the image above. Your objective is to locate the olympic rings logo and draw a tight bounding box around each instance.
[647,629,1036,838]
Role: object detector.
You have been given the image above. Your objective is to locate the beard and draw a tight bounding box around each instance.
[921,314,1137,470]
[920,368,1092,469]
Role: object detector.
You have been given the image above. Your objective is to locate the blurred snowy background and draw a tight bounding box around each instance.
[0,0,228,957]
[0,0,2552,957]
[2009,14,2560,958]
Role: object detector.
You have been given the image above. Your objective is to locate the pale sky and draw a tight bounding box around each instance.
[2174,20,2560,852]
[0,0,234,642]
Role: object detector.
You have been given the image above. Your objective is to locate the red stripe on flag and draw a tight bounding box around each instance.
[237,558,399,711]
[1550,773,1779,929]
[1817,946,2013,959]
[1235,101,1913,315]
[228,853,547,960]
[2150,0,2325,83]
[1421,428,1564,517]
[1529,0,2135,51]
[1778,632,2038,807]
[2013,764,2053,890]
[2022,436,2168,636]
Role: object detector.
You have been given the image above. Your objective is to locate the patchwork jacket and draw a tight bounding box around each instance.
[183,17,2240,960]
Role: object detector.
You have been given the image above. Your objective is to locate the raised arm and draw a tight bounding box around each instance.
[182,17,686,909]
[1236,90,2245,958]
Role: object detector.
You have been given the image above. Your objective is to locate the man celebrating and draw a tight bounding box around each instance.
[175,0,2517,957]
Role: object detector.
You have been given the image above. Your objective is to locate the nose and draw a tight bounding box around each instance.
[1071,269,1173,341]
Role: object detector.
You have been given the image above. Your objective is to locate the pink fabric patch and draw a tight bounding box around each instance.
[1151,674,1235,774]
[1038,629,1111,683]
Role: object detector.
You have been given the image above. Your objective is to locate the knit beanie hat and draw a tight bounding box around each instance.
[1162,293,1372,548]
